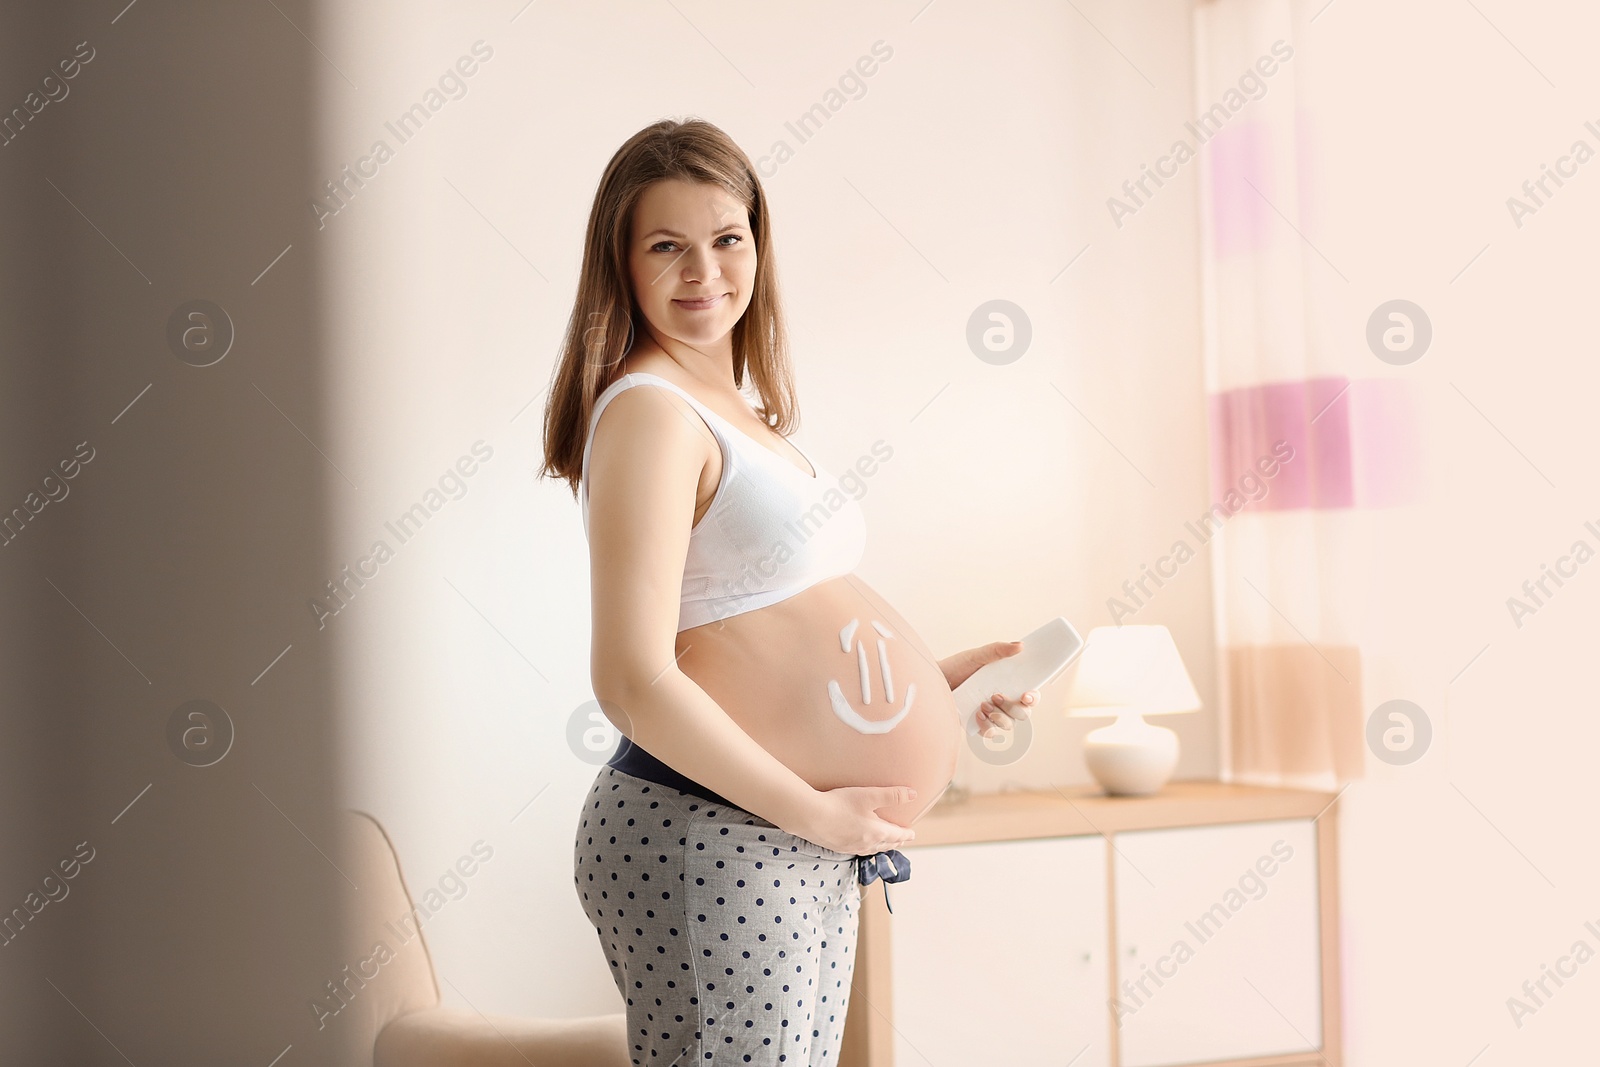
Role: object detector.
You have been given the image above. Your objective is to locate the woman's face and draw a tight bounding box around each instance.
[627,178,756,355]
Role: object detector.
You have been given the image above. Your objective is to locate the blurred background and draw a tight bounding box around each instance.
[1,0,1595,1063]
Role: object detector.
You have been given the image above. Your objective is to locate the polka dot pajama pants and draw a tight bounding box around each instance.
[574,766,862,1066]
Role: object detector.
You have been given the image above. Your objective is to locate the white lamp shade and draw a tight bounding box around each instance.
[1063,625,1202,717]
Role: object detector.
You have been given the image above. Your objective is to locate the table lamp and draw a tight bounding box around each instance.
[1063,625,1201,796]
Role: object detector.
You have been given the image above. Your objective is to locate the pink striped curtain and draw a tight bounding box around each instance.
[1194,0,1423,788]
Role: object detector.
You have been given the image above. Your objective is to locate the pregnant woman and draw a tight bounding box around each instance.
[544,118,1036,1066]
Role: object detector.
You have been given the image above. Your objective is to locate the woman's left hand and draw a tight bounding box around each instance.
[938,641,1039,738]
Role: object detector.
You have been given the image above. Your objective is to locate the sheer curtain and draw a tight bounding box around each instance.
[1193,0,1424,788]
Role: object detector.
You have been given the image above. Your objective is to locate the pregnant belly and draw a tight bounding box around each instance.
[673,573,961,828]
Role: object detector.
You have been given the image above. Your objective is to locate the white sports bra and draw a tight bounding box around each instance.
[581,371,867,632]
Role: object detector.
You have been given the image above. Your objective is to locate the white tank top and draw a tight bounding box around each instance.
[581,372,867,632]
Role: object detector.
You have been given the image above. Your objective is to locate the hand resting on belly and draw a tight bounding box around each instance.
[674,572,963,829]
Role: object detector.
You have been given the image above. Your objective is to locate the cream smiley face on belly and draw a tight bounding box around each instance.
[827,616,916,735]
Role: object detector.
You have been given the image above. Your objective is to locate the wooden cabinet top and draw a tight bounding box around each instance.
[914,778,1339,846]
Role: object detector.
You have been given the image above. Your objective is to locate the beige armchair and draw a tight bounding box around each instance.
[339,809,630,1067]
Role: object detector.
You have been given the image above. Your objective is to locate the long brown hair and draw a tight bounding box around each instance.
[539,117,795,499]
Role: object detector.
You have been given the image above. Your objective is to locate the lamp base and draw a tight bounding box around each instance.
[1083,715,1179,796]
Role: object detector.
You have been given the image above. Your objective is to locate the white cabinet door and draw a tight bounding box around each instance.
[1112,819,1321,1067]
[888,835,1109,1067]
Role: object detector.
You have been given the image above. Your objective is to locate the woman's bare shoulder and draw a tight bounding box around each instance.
[589,362,717,489]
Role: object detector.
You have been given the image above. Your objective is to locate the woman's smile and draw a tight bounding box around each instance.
[673,293,726,310]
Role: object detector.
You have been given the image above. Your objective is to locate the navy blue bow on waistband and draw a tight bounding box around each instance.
[856,849,911,913]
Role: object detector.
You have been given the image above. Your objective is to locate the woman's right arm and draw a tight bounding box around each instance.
[585,385,826,832]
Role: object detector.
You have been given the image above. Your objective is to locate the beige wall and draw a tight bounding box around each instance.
[1286,1,1600,1060]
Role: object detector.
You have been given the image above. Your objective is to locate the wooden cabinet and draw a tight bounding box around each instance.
[1114,820,1323,1065]
[840,781,1341,1067]
[887,836,1111,1067]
